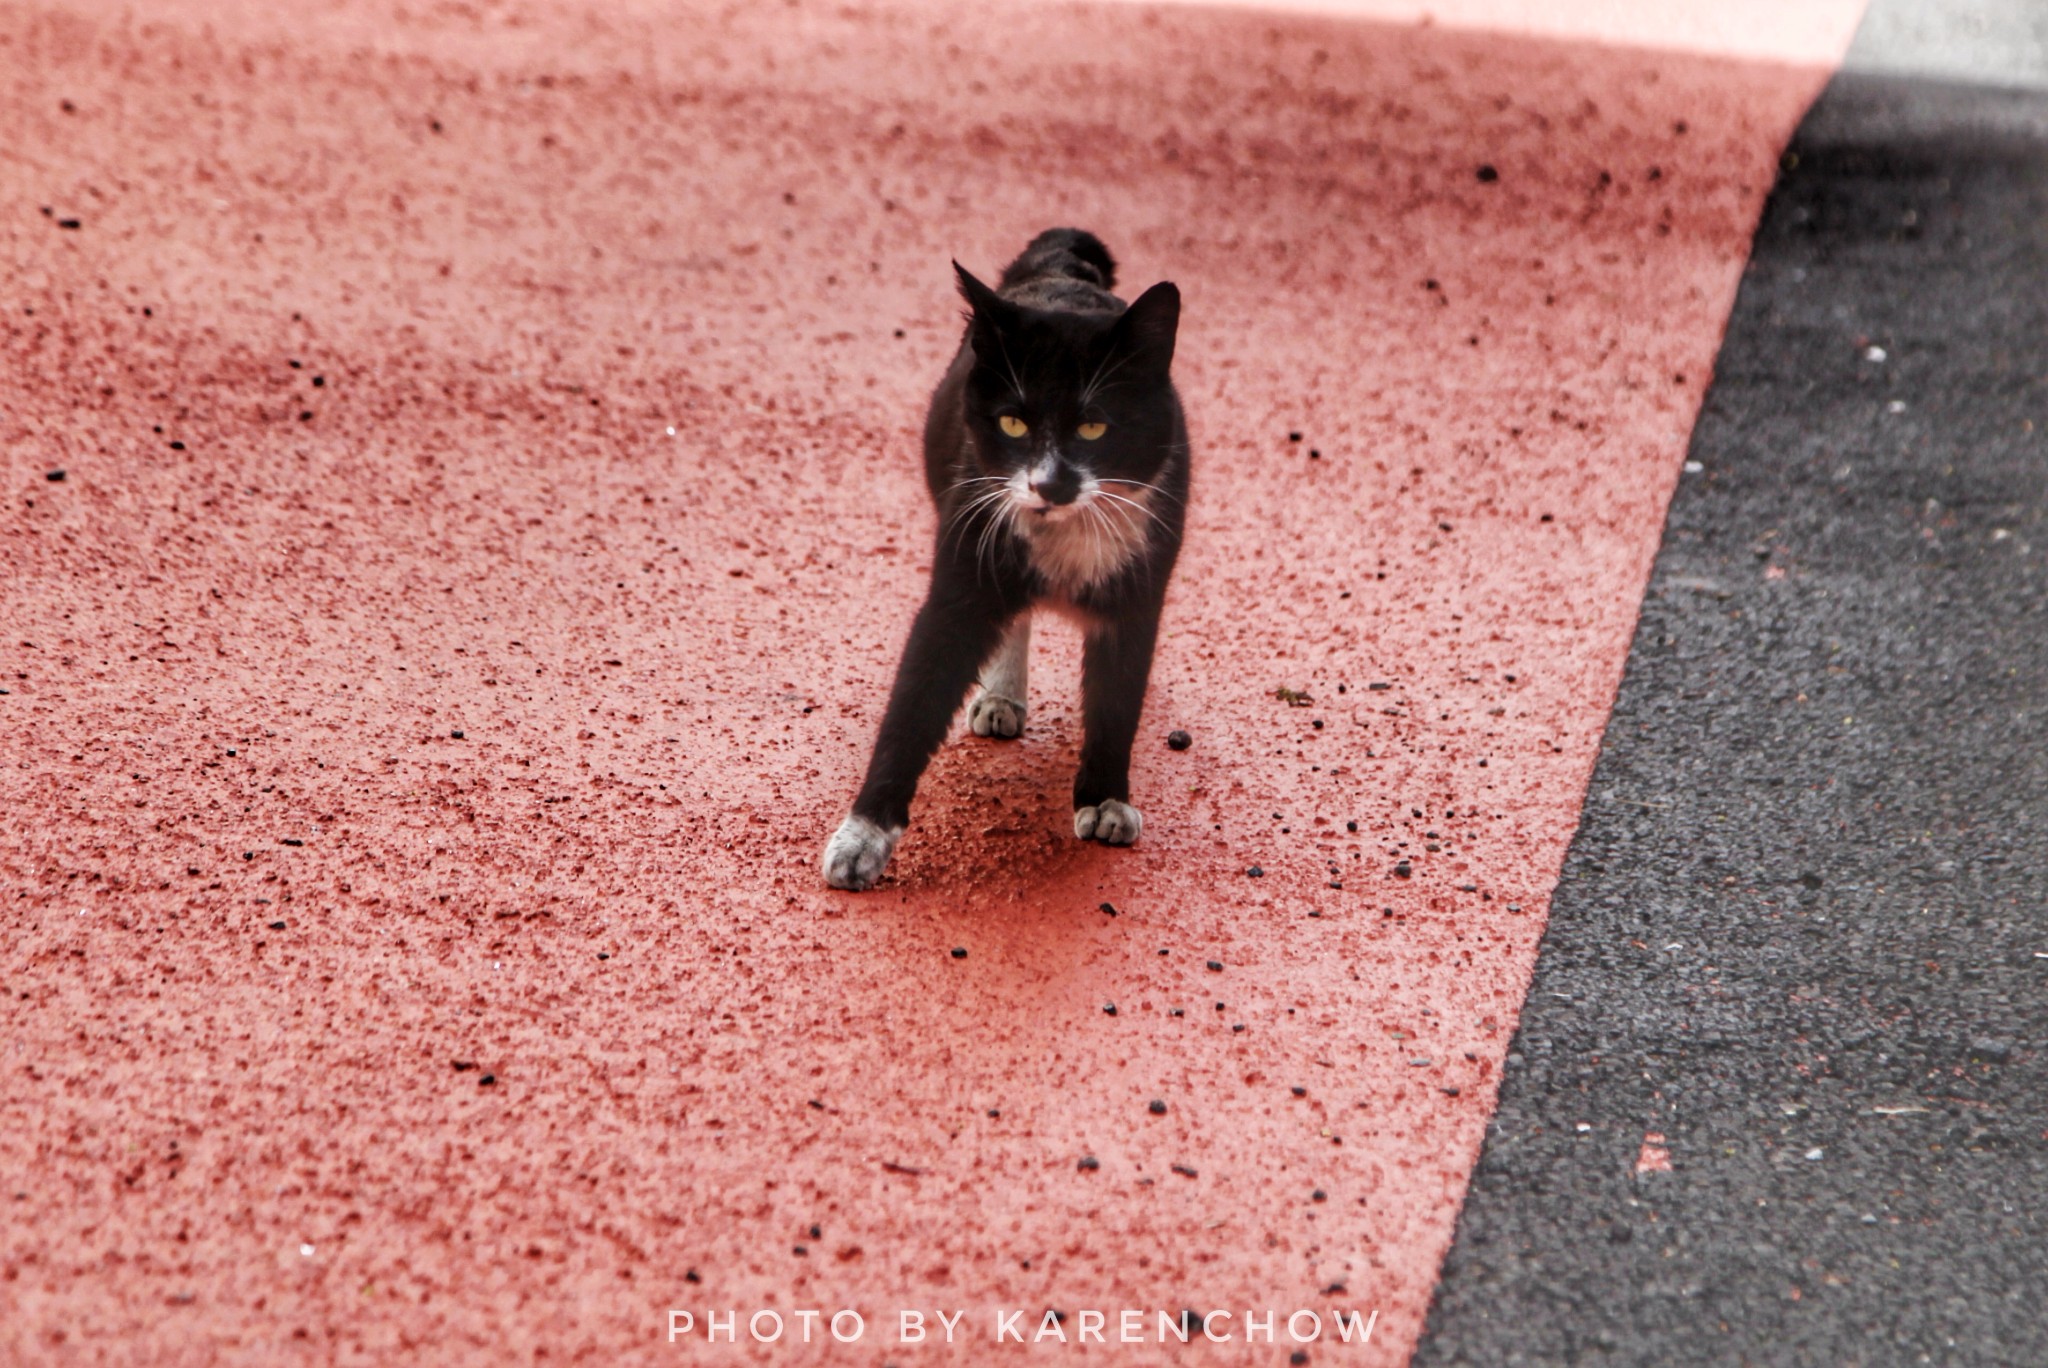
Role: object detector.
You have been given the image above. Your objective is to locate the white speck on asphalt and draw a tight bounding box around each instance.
[1864,345,1887,362]
[300,1244,314,1257]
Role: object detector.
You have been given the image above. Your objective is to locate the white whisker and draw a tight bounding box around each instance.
[1093,488,1170,536]
[1079,348,1137,409]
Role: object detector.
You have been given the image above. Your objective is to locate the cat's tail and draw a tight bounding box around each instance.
[999,228,1117,292]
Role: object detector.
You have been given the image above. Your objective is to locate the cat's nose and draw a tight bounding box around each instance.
[1031,470,1081,506]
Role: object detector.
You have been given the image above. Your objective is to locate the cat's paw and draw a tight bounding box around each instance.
[821,814,902,891]
[967,691,1026,739]
[1074,799,1142,846]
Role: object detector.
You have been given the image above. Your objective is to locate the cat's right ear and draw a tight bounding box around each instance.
[953,261,1005,316]
[953,263,1017,357]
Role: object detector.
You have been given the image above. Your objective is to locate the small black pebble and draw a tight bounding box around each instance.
[1346,820,1358,832]
[169,441,185,451]
[1292,1353,1310,1366]
[893,328,905,338]
[1311,718,1324,729]
[1077,1155,1100,1171]
[268,921,286,931]
[1246,866,1264,878]
[1368,681,1391,691]
[56,218,81,230]
[289,359,302,368]
[1970,1038,2014,1065]
[1610,1223,1633,1244]
[987,1109,999,1118]
[1206,960,1223,972]
[1232,1023,1245,1033]
[1291,1086,1307,1097]
[1311,1189,1327,1202]
[1148,1099,1167,1115]
[478,1074,496,1086]
[792,1245,807,1256]
[453,1061,475,1071]
[311,375,325,387]
[684,1269,701,1283]
[1166,729,1192,751]
[950,946,967,959]
[1308,448,1321,459]
[597,952,610,960]
[281,838,303,847]
[1288,431,1302,442]
[1099,901,1118,916]
[807,1099,825,1110]
[1172,1164,1198,1178]
[45,470,65,482]
[450,730,464,739]
[1393,861,1411,878]
[809,1224,821,1238]
[299,410,313,421]
[1476,163,1499,182]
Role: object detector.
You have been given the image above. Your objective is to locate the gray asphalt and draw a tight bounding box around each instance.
[1412,18,2048,1368]
[1844,0,2048,93]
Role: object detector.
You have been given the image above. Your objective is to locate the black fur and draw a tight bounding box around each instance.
[830,229,1189,871]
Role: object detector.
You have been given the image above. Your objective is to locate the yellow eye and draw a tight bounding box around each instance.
[1076,421,1107,441]
[999,415,1028,438]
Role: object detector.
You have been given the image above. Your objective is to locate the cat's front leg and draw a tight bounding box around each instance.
[823,583,1006,890]
[1071,609,1161,846]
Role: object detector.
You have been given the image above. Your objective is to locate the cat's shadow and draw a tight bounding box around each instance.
[880,715,1136,904]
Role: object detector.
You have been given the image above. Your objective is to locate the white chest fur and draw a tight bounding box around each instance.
[1018,487,1155,598]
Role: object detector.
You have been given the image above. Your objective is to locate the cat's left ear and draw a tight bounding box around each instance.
[1105,281,1180,376]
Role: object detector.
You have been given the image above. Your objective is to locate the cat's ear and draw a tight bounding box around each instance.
[1105,281,1180,376]
[953,261,1006,316]
[954,262,1020,362]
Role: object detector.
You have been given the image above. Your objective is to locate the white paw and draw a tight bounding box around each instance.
[1073,799,1142,846]
[967,691,1026,739]
[821,814,902,891]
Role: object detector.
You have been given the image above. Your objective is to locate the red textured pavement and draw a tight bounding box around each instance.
[1,1,1857,1362]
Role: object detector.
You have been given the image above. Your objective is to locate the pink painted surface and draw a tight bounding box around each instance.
[0,0,1857,1361]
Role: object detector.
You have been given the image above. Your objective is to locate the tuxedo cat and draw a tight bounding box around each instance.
[821,228,1189,891]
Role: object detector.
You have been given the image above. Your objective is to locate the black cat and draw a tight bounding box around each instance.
[822,228,1189,891]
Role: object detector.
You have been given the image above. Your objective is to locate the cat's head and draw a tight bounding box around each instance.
[953,263,1180,524]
